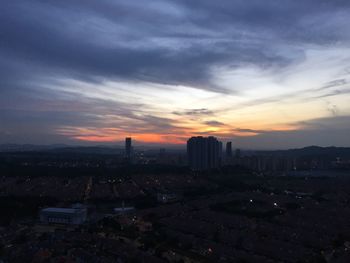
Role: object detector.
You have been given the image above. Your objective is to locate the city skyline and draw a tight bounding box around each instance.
[1,1,350,149]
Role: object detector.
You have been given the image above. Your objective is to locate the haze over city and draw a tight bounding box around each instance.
[1,0,350,149]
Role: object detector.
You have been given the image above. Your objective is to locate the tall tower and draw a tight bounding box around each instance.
[235,148,241,158]
[226,142,232,158]
[125,137,132,160]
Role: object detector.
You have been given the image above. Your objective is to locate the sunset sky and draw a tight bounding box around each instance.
[1,0,350,149]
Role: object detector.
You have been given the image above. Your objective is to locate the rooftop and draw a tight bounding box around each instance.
[41,207,81,214]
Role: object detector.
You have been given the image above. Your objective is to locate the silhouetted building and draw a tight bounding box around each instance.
[125,137,132,160]
[159,148,166,156]
[226,142,232,158]
[235,148,241,158]
[187,136,222,171]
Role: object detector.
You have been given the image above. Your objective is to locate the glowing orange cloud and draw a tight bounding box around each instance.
[73,135,121,142]
[58,126,190,144]
[72,134,187,144]
[57,122,301,144]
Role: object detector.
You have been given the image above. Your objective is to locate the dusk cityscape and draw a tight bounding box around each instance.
[1,1,350,263]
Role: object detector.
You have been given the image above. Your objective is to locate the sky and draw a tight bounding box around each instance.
[1,0,350,149]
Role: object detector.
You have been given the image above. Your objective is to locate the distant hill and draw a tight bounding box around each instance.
[0,144,68,152]
[49,146,123,155]
[257,146,350,158]
[1,144,350,157]
[0,144,123,155]
[0,143,185,154]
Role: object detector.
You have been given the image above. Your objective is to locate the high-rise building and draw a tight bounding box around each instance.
[187,136,222,171]
[125,137,132,160]
[235,148,241,158]
[226,142,232,158]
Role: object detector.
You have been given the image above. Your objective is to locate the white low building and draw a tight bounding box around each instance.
[114,206,135,215]
[157,192,181,204]
[40,206,87,225]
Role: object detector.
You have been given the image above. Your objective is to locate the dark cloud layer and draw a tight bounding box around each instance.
[1,0,350,146]
[2,0,349,92]
[173,109,214,116]
[204,121,225,127]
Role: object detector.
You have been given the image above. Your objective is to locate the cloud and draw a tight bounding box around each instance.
[234,128,269,134]
[231,116,350,149]
[3,0,350,95]
[173,108,214,116]
[327,103,339,117]
[1,0,350,147]
[204,121,225,126]
[319,79,348,90]
[297,115,350,131]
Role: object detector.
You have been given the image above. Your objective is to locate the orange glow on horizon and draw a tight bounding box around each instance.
[70,130,188,144]
[73,134,187,144]
[58,121,302,144]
